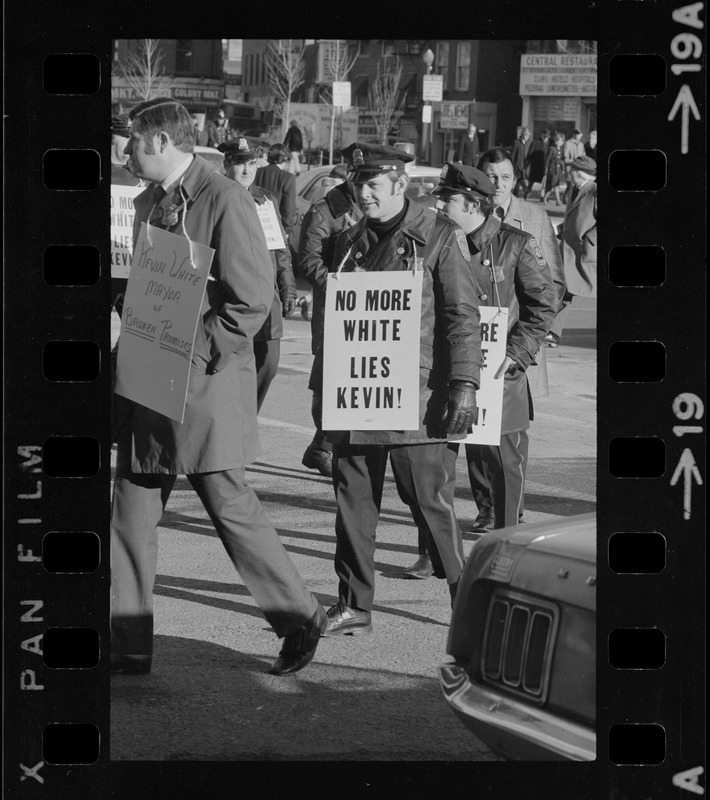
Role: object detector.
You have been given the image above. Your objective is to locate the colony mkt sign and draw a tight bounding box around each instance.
[111,78,224,107]
[519,54,597,96]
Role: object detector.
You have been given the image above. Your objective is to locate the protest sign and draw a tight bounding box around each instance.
[461,306,509,445]
[322,270,423,431]
[115,222,214,423]
[110,183,143,279]
[255,199,286,250]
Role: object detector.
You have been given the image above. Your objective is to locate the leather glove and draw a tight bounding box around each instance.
[445,380,478,435]
[282,297,297,318]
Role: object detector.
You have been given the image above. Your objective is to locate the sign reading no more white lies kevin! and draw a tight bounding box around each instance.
[115,222,214,423]
[322,270,424,431]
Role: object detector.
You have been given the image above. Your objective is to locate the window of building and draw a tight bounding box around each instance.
[382,40,396,57]
[436,42,450,92]
[317,40,347,83]
[175,40,193,75]
[455,41,470,92]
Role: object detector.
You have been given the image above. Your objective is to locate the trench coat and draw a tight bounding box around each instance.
[465,214,556,434]
[561,179,597,297]
[501,194,566,399]
[115,155,274,474]
[326,200,482,446]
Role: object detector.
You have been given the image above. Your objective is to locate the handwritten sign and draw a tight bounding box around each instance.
[322,270,423,431]
[255,199,286,250]
[115,223,214,423]
[461,306,509,445]
[110,184,143,279]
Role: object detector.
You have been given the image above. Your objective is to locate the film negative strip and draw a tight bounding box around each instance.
[4,2,705,798]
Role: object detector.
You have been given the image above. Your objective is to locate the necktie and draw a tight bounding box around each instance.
[495,207,505,221]
[153,185,166,204]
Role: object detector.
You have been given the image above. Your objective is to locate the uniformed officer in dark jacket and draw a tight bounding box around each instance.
[220,137,297,410]
[433,163,556,529]
[322,143,482,636]
[297,164,362,477]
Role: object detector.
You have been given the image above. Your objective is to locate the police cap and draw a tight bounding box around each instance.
[342,142,414,182]
[218,137,257,162]
[569,154,596,175]
[431,163,496,199]
[111,115,131,137]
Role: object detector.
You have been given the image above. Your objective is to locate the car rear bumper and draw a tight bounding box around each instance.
[439,659,596,761]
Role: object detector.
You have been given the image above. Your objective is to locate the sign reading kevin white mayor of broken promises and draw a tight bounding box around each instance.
[322,271,424,430]
[115,223,214,423]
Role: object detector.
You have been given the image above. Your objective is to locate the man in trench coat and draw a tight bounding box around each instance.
[111,98,326,677]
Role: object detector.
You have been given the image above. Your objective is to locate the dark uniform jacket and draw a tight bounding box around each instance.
[254,164,297,238]
[249,184,296,342]
[327,200,482,446]
[298,183,362,355]
[465,214,556,433]
[115,155,274,474]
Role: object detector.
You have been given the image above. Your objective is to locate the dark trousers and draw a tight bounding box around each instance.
[307,351,332,453]
[332,442,464,611]
[451,433,527,529]
[111,446,318,655]
[254,339,280,412]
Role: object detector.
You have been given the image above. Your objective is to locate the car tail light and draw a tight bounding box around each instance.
[480,590,558,704]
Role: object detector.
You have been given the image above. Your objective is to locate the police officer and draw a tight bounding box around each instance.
[323,143,482,636]
[433,163,556,529]
[219,137,297,410]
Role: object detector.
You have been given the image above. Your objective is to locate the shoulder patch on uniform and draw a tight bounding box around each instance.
[455,228,471,262]
[529,236,547,266]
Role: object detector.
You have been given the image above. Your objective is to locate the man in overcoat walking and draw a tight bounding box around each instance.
[322,143,482,635]
[548,155,597,345]
[455,124,479,167]
[111,98,326,677]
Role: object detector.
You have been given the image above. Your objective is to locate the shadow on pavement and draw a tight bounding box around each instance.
[111,634,494,761]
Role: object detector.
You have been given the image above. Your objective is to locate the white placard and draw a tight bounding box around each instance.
[255,199,286,250]
[115,223,214,423]
[461,306,509,445]
[422,74,443,102]
[422,104,433,123]
[332,81,352,108]
[111,184,143,279]
[322,270,424,431]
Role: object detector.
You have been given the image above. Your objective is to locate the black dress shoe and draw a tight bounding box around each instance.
[472,508,496,532]
[269,606,327,676]
[402,553,434,579]
[301,445,333,477]
[324,602,372,636]
[110,654,152,675]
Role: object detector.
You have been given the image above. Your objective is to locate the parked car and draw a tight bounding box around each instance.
[195,145,225,172]
[439,513,596,761]
[293,164,441,246]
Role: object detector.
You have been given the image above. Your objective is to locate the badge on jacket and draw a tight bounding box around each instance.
[455,229,471,262]
[529,236,547,267]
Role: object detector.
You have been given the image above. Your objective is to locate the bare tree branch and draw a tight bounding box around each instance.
[264,39,305,140]
[114,39,175,101]
[368,56,407,146]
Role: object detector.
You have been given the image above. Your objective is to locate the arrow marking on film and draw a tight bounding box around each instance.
[668,85,701,155]
[670,448,703,520]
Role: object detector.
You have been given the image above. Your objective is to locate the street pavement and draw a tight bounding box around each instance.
[110,275,596,762]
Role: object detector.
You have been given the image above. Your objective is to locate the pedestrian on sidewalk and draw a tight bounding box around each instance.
[322,143,482,635]
[542,131,566,207]
[111,98,326,678]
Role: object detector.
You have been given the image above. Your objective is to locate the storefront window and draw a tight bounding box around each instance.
[455,41,470,92]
